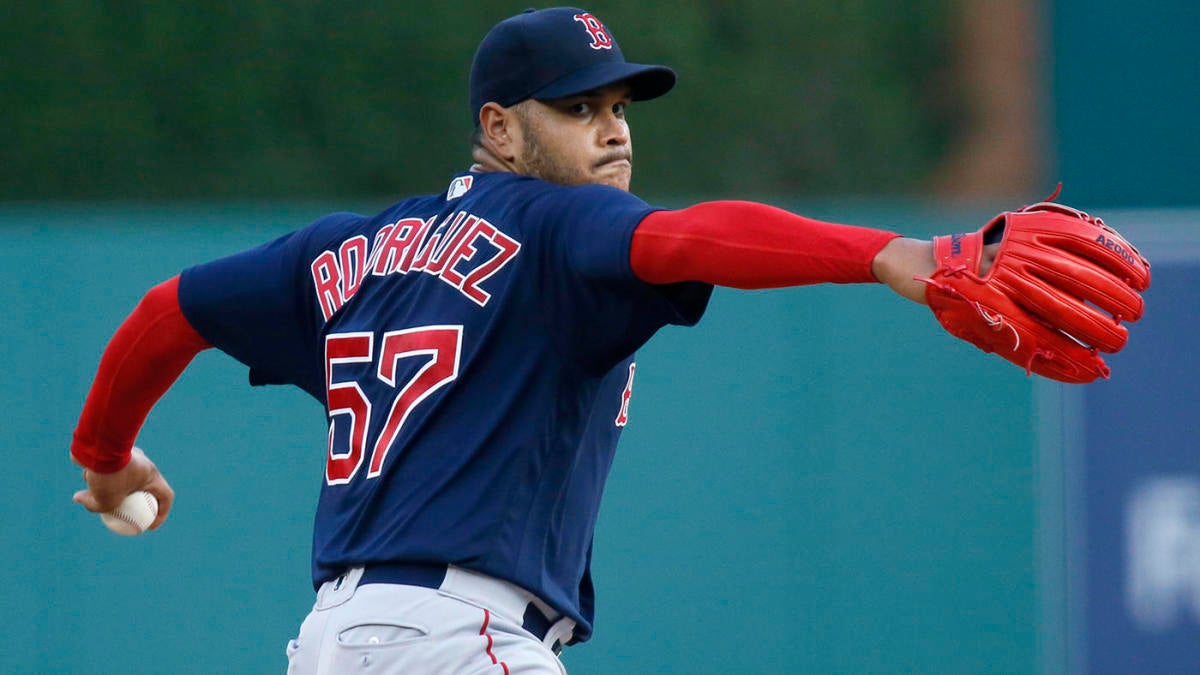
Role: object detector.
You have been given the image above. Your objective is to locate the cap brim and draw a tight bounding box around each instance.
[531,62,676,103]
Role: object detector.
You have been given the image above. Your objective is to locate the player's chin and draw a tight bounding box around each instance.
[593,163,632,191]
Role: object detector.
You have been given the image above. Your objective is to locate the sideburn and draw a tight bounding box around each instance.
[513,104,590,187]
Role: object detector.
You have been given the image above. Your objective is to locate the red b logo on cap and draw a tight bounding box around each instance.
[573,13,613,50]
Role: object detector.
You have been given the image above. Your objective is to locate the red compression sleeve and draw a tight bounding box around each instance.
[631,201,902,288]
[70,276,211,473]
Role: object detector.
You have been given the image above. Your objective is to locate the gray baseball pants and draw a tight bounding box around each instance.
[286,566,572,674]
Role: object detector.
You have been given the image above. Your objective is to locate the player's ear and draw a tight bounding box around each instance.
[478,102,520,161]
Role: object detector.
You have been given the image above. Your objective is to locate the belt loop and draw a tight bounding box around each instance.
[543,616,575,655]
[316,566,364,610]
[442,565,537,625]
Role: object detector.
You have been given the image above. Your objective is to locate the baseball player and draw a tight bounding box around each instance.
[70,7,1149,674]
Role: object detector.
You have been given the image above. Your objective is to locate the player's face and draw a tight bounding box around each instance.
[513,84,634,191]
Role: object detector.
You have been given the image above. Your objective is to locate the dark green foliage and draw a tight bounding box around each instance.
[0,1,959,200]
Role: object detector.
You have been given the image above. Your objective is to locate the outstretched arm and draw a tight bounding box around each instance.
[870,237,936,304]
[631,201,997,304]
[71,275,211,528]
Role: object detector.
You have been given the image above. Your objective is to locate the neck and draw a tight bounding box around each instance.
[470,146,518,175]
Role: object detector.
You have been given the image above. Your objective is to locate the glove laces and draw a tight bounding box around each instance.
[975,303,1020,353]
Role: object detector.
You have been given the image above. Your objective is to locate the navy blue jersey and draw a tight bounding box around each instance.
[177,171,712,641]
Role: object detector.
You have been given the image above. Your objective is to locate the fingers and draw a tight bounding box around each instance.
[978,242,1001,276]
[73,445,174,530]
[76,484,132,514]
[73,488,104,513]
[145,480,175,531]
[74,483,174,529]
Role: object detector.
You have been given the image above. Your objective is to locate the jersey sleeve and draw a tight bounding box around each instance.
[177,212,362,398]
[527,183,713,371]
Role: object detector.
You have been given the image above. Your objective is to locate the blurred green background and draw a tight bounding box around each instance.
[2,1,964,201]
[2,1,1195,673]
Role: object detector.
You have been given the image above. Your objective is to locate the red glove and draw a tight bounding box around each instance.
[919,199,1151,383]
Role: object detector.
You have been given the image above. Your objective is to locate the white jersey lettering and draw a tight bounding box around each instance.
[310,211,521,321]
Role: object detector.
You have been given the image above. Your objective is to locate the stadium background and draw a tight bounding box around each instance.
[2,1,1196,672]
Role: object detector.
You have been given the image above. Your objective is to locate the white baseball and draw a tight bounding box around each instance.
[100,490,159,536]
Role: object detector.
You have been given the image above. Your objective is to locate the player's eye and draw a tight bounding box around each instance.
[568,102,592,116]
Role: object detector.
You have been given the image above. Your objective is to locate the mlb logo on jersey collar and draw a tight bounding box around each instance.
[447,175,474,200]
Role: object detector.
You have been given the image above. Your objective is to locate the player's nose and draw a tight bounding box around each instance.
[598,113,629,147]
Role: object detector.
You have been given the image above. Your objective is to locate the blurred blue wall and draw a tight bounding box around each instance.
[2,203,1039,674]
[5,0,1197,670]
[1047,1,1200,669]
[1051,0,1200,208]
[1037,215,1200,675]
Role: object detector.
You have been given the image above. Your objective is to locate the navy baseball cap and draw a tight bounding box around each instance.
[469,7,676,124]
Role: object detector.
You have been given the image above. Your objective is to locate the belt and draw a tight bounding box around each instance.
[356,562,574,655]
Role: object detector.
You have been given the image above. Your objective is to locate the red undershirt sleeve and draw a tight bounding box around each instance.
[70,276,212,473]
[630,200,902,288]
[71,204,894,471]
